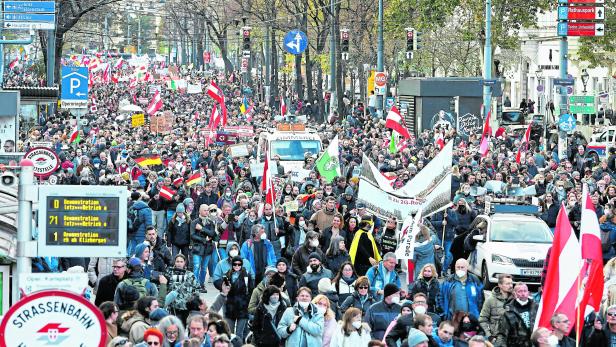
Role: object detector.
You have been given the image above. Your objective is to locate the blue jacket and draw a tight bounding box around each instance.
[366,262,401,301]
[600,220,616,260]
[276,303,324,347]
[365,300,401,340]
[432,331,454,347]
[131,201,153,241]
[213,241,254,290]
[240,238,277,274]
[438,273,484,320]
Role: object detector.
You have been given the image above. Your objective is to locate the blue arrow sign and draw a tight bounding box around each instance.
[558,113,576,132]
[61,66,89,106]
[283,30,308,55]
[3,1,55,13]
[3,13,55,22]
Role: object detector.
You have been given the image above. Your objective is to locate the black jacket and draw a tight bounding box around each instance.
[494,299,538,347]
[150,239,172,274]
[252,301,288,346]
[409,277,441,314]
[224,269,254,319]
[167,216,191,247]
[95,273,125,306]
[190,217,216,256]
[340,292,376,319]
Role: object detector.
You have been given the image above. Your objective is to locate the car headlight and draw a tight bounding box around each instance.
[492,254,513,265]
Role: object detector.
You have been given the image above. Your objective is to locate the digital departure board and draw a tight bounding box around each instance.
[38,186,128,257]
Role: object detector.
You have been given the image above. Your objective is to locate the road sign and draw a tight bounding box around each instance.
[558,113,577,132]
[3,21,53,29]
[24,147,59,178]
[554,78,575,86]
[570,105,595,113]
[558,6,604,20]
[61,66,88,109]
[3,12,54,21]
[283,30,308,55]
[0,290,106,347]
[374,71,387,95]
[537,85,544,92]
[3,1,55,13]
[557,22,605,36]
[569,95,594,104]
[37,185,128,257]
[569,95,595,114]
[480,79,497,86]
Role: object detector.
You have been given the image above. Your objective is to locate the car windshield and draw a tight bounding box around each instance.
[270,140,321,161]
[490,220,552,243]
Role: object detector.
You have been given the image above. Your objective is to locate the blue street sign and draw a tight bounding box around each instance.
[3,13,54,22]
[61,66,89,108]
[283,30,308,55]
[558,113,576,132]
[480,79,497,86]
[3,1,55,13]
[554,78,575,86]
[557,22,568,36]
[558,7,568,20]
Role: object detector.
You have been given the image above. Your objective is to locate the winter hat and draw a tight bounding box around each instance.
[383,283,400,298]
[407,328,428,347]
[276,258,288,267]
[270,273,286,288]
[308,252,322,263]
[176,204,186,214]
[318,278,334,293]
[401,300,413,312]
[183,197,194,205]
[131,191,141,201]
[119,285,140,309]
[344,186,354,196]
[264,266,277,276]
[149,308,169,323]
[134,243,149,259]
[231,256,243,264]
[128,257,142,268]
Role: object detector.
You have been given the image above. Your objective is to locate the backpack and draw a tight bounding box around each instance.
[123,278,148,299]
[127,205,142,236]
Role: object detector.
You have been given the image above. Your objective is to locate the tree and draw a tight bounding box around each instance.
[39,0,122,84]
[576,4,616,72]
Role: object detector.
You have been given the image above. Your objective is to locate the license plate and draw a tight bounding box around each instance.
[521,269,541,276]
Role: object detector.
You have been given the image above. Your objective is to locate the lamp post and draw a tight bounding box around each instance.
[581,69,589,94]
[535,69,543,111]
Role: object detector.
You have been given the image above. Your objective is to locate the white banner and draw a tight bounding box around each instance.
[395,208,422,260]
[187,83,203,94]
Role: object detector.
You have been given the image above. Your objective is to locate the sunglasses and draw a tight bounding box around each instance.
[607,312,616,317]
[233,263,242,266]
[358,286,369,289]
[114,339,129,346]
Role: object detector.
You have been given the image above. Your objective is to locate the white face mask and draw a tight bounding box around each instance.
[516,298,529,306]
[260,233,267,240]
[298,301,310,309]
[310,239,319,248]
[456,270,467,278]
[210,211,218,218]
[229,249,239,257]
[299,220,306,227]
[391,296,400,304]
[352,321,362,330]
[547,335,559,346]
[317,306,326,315]
[414,306,427,315]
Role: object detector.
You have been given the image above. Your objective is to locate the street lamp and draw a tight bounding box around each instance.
[581,69,589,94]
[535,69,543,112]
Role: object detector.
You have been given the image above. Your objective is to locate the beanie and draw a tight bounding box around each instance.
[383,283,400,299]
[308,252,322,263]
[134,243,149,259]
[131,191,141,201]
[407,328,428,347]
[176,204,186,214]
[149,308,169,322]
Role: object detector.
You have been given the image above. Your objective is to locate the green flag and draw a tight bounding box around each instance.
[316,135,341,183]
[168,79,178,90]
[389,132,397,154]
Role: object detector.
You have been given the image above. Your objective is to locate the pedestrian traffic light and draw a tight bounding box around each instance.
[405,27,414,53]
[242,28,251,51]
[413,30,422,50]
[341,29,349,53]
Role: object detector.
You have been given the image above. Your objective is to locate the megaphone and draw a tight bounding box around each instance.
[0,171,17,187]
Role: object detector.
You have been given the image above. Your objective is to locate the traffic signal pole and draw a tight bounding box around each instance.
[376,0,384,117]
[483,0,493,121]
[558,37,569,160]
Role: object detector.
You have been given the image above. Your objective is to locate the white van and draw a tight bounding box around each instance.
[257,124,322,173]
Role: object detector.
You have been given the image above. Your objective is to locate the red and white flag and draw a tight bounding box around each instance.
[69,127,80,143]
[209,106,221,128]
[102,64,111,83]
[385,106,411,139]
[535,204,582,334]
[206,81,224,103]
[261,151,276,205]
[280,97,287,116]
[159,186,176,201]
[114,58,125,70]
[479,107,491,157]
[576,185,604,334]
[146,90,163,115]
[515,121,533,163]
[8,56,19,70]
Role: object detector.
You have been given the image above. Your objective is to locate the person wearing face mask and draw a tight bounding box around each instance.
[220,255,254,342]
[312,294,339,347]
[212,241,254,291]
[349,215,382,276]
[453,184,476,205]
[161,254,200,324]
[166,204,191,261]
[292,231,325,276]
[240,224,277,285]
[252,285,289,347]
[365,283,402,341]
[239,209,259,245]
[494,282,537,347]
[409,264,441,314]
[330,307,372,347]
[530,327,559,347]
[276,287,325,347]
[298,253,334,296]
[190,204,217,287]
[439,259,484,321]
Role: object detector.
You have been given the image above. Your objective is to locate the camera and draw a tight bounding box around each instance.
[223,276,231,287]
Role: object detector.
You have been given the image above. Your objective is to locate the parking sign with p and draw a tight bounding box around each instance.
[61,66,89,109]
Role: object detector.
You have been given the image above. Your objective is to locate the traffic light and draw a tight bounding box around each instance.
[242,28,251,52]
[405,27,414,52]
[341,29,349,53]
[413,30,422,50]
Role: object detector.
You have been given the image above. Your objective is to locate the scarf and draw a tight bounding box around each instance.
[349,229,381,264]
[264,301,280,318]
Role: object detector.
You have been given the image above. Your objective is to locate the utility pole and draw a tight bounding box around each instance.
[482,0,492,121]
[46,30,55,86]
[329,0,337,116]
[376,0,384,117]
[265,24,271,105]
[558,37,568,160]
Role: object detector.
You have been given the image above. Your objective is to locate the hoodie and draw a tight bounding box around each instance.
[130,200,152,242]
[212,241,254,290]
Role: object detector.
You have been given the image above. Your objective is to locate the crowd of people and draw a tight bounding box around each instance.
[11,59,616,347]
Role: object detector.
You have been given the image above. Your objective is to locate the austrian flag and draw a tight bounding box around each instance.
[146,90,163,115]
[386,106,411,139]
[159,186,176,201]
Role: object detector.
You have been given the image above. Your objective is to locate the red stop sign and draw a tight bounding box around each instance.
[375,72,387,86]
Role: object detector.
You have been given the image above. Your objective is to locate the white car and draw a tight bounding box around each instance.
[467,213,553,288]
